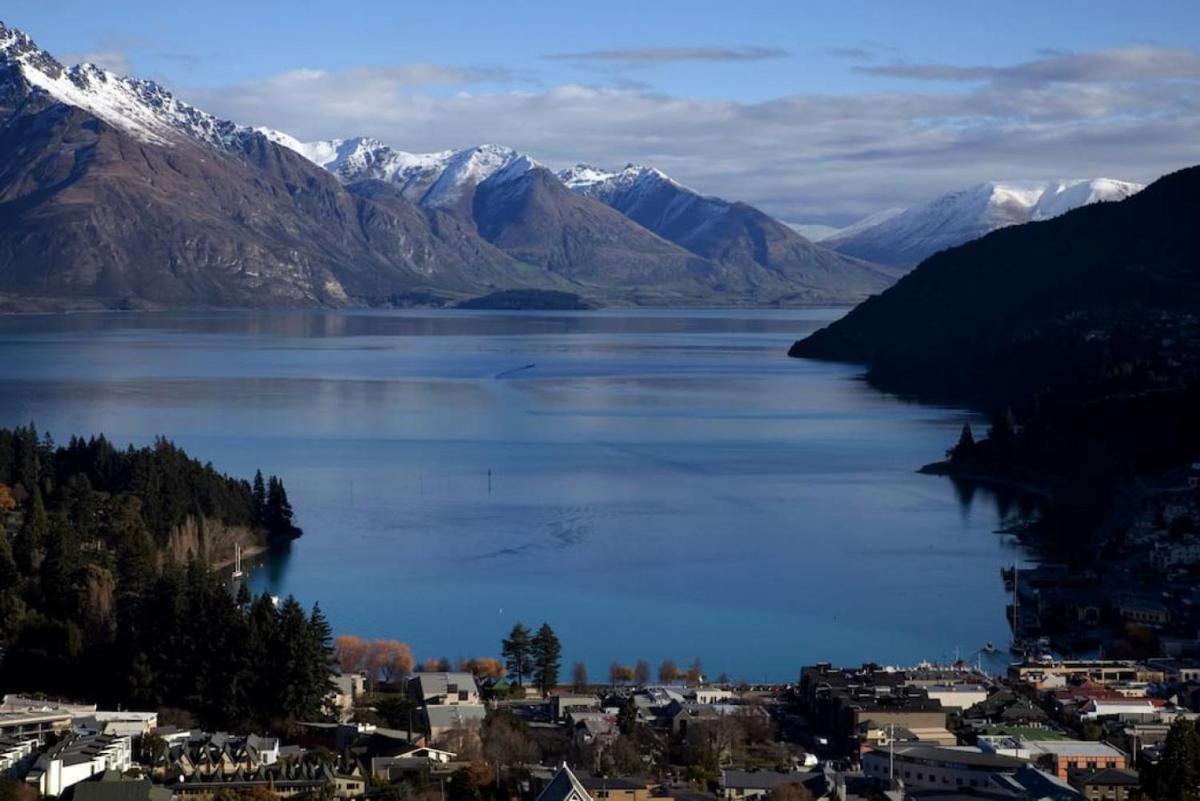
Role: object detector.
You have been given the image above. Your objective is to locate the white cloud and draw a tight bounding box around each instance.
[182,45,1200,225]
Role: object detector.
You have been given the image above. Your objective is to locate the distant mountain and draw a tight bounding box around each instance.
[0,20,898,310]
[0,23,564,309]
[826,179,1143,268]
[556,163,902,303]
[790,166,1200,412]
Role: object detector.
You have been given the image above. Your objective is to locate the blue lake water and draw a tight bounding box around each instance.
[0,308,1025,680]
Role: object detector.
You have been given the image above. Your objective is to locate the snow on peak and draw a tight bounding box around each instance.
[557,162,680,202]
[266,135,539,207]
[828,178,1146,267]
[1029,178,1142,220]
[1,21,250,149]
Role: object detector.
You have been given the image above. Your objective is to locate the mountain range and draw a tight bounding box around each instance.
[818,179,1143,268]
[0,21,896,311]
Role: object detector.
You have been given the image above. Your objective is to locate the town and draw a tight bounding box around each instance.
[3,651,1200,801]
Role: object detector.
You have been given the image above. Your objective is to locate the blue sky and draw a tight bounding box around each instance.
[5,0,1200,223]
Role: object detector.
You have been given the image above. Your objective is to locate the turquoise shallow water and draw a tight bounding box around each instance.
[0,308,1024,680]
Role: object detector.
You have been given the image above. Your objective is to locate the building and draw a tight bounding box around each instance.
[330,673,367,722]
[1069,768,1140,801]
[422,704,486,740]
[26,735,132,797]
[991,740,1127,781]
[1,736,38,776]
[719,769,801,801]
[861,745,1027,790]
[552,695,600,722]
[578,777,659,801]
[407,673,480,706]
[923,685,991,712]
[65,771,172,801]
[0,708,75,741]
[690,688,735,705]
[169,762,363,799]
[536,765,593,801]
[1008,662,1164,689]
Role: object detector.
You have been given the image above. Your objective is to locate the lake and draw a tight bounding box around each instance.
[0,308,1025,680]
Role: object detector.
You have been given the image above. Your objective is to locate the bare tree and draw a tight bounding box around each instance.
[634,659,651,687]
[659,659,680,684]
[334,634,367,675]
[572,661,589,693]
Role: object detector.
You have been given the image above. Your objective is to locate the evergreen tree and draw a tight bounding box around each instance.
[501,623,533,686]
[252,471,267,521]
[948,423,976,462]
[531,623,562,696]
[14,488,48,572]
[1155,717,1200,801]
[0,534,18,592]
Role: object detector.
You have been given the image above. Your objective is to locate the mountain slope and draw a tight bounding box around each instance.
[826,179,1143,268]
[789,166,1200,409]
[559,164,902,301]
[0,23,556,309]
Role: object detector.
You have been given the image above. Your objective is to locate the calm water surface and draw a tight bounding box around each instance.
[0,308,1024,679]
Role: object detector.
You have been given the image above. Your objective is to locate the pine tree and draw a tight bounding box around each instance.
[1156,717,1200,801]
[252,471,267,522]
[948,423,976,462]
[531,623,562,696]
[501,623,533,686]
[14,488,48,572]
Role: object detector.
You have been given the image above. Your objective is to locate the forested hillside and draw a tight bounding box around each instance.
[0,426,332,728]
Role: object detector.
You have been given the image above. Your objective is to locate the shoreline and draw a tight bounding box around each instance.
[918,460,1056,502]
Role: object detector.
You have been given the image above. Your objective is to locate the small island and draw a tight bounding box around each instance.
[454,289,595,310]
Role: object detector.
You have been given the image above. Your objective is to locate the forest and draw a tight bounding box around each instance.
[0,425,333,729]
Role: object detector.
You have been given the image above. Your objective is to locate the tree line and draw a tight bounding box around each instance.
[0,426,327,729]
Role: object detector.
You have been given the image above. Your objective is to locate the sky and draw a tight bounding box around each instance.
[5,0,1200,224]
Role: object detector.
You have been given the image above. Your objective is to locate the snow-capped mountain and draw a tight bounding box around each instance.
[556,161,904,296]
[827,179,1143,268]
[0,24,250,150]
[262,131,537,209]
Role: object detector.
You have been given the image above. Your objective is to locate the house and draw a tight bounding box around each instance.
[329,673,367,722]
[169,761,364,799]
[1069,767,1141,801]
[25,735,132,797]
[369,746,458,780]
[578,777,658,801]
[408,673,481,706]
[536,765,593,801]
[861,745,1027,790]
[422,704,486,740]
[990,765,1084,801]
[553,695,600,722]
[718,769,801,801]
[568,712,619,749]
[63,771,172,801]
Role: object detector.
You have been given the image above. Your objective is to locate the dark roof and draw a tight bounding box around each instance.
[65,774,172,801]
[876,745,1027,770]
[1075,768,1140,787]
[579,778,647,791]
[720,770,800,790]
[537,766,592,801]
